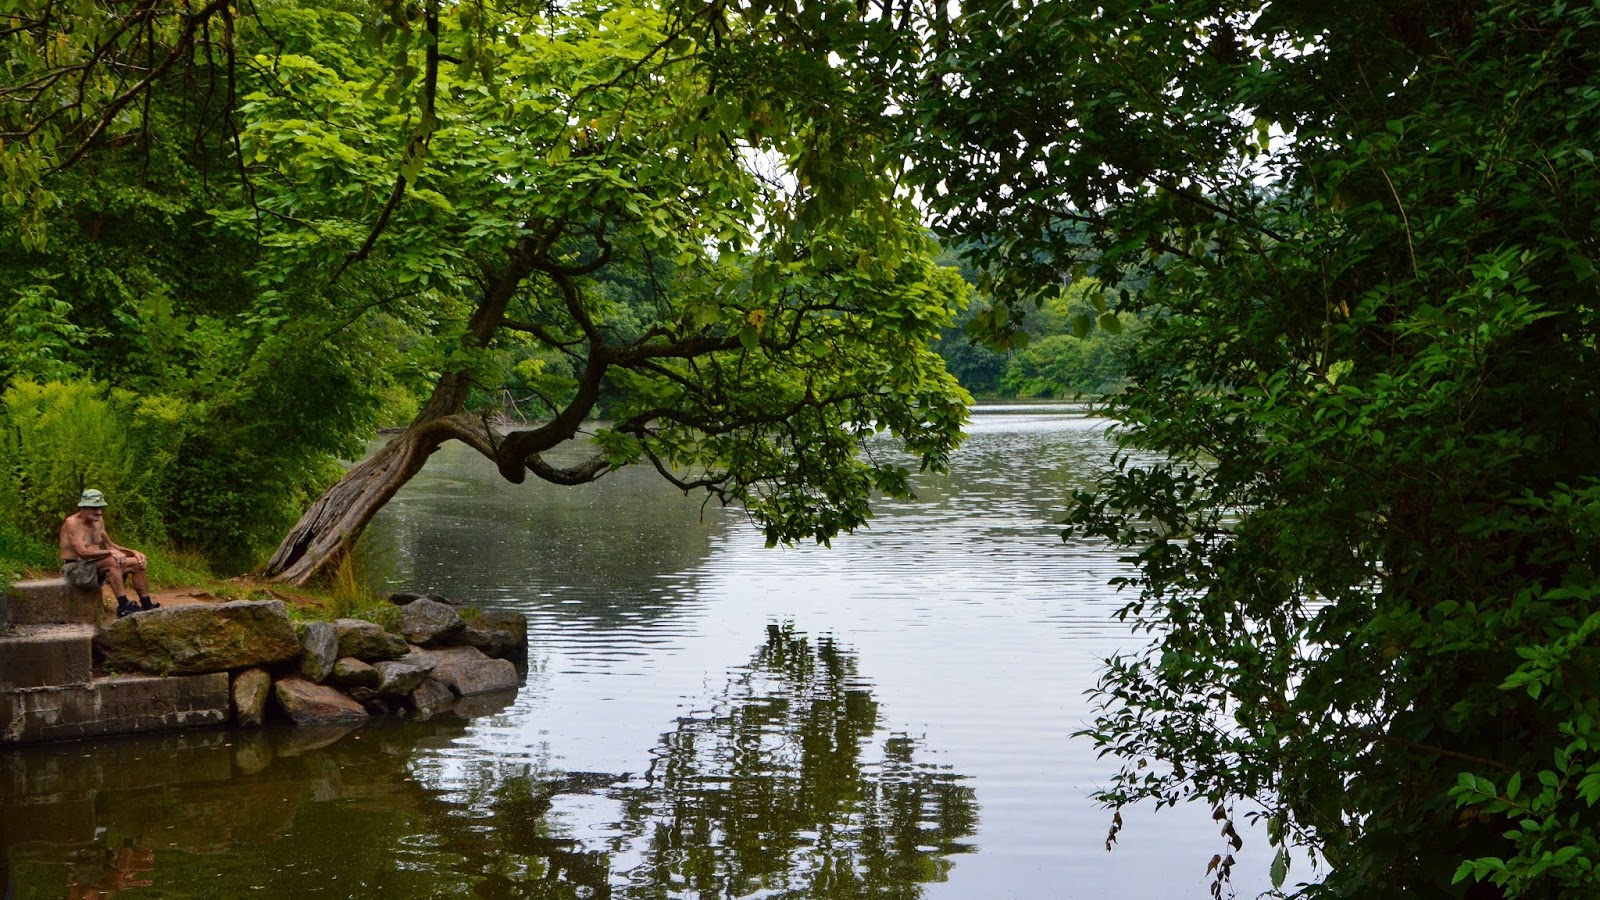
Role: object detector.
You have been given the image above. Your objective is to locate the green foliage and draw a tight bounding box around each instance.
[215,0,971,571]
[0,276,86,382]
[907,0,1600,895]
[8,0,973,584]
[0,519,57,583]
[998,281,1140,397]
[0,379,182,545]
[0,35,425,569]
[933,272,1141,398]
[999,330,1131,398]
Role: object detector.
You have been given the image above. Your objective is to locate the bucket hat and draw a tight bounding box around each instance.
[78,489,108,508]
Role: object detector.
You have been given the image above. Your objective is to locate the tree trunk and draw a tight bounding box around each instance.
[262,403,499,585]
[261,356,613,585]
[263,243,624,585]
[263,238,545,585]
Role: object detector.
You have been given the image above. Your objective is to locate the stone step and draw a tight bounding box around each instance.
[0,672,230,745]
[0,625,94,690]
[1,578,105,627]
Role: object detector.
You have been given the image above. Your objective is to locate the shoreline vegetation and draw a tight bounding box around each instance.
[1,519,397,627]
[1,397,1105,612]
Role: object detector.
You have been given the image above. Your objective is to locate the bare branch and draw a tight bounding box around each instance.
[526,452,612,485]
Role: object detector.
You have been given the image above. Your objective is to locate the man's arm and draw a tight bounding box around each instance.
[101,529,147,567]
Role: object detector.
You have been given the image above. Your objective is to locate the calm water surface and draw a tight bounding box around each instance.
[2,405,1270,898]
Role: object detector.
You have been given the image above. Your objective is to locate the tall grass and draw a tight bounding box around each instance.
[319,540,397,628]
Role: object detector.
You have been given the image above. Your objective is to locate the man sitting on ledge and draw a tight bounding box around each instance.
[60,489,160,619]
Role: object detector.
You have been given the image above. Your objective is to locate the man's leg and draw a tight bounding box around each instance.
[125,555,157,610]
[97,557,135,617]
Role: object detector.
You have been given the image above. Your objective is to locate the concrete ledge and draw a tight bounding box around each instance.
[2,578,105,627]
[0,625,94,690]
[0,672,230,745]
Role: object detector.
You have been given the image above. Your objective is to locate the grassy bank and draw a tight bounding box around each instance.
[0,521,394,627]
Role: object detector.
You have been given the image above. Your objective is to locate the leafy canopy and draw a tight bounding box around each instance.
[906,0,1600,895]
[3,0,973,567]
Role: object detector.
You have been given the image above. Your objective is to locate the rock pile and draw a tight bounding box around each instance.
[93,595,528,728]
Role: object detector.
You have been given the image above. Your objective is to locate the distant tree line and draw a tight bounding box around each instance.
[932,247,1141,399]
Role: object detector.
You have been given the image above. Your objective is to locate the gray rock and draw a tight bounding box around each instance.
[297,621,338,683]
[453,657,519,695]
[409,674,455,718]
[331,657,381,690]
[332,619,407,662]
[459,610,529,664]
[272,675,368,726]
[95,600,301,675]
[388,592,456,606]
[416,645,520,697]
[398,598,465,646]
[232,668,272,727]
[374,652,437,697]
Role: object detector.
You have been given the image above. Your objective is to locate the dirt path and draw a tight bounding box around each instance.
[95,579,324,615]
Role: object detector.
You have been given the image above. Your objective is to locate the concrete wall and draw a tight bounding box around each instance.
[0,625,94,690]
[0,673,230,744]
[1,581,231,745]
[1,578,105,627]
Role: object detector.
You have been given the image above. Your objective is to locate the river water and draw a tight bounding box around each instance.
[1,404,1270,898]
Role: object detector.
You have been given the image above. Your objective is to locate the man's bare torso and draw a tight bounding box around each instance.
[60,511,109,561]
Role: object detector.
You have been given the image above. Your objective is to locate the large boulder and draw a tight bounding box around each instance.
[398,598,465,646]
[417,645,520,697]
[332,619,407,662]
[330,657,381,690]
[95,600,300,675]
[272,675,368,726]
[374,653,437,698]
[458,610,528,664]
[232,668,272,727]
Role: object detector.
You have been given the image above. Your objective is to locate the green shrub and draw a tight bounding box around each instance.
[1001,324,1137,397]
[1,379,128,538]
[0,277,86,384]
[0,378,186,548]
[0,520,57,582]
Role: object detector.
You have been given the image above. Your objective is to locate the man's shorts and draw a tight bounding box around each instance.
[63,558,105,589]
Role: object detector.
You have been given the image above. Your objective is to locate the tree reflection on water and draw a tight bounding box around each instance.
[608,625,979,898]
[1,628,975,899]
[439,626,977,898]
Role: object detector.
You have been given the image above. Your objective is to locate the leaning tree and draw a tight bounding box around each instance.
[220,0,969,583]
[3,0,970,582]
